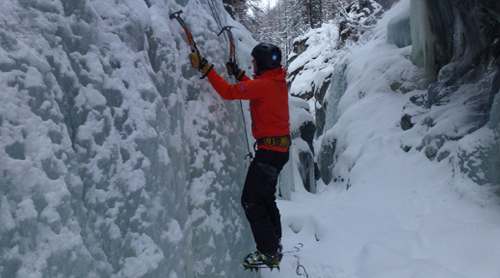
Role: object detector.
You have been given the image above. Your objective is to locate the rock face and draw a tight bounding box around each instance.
[303,0,499,188]
[376,0,400,9]
[406,0,500,185]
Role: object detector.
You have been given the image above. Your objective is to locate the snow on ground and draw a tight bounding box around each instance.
[262,1,500,277]
[274,148,500,278]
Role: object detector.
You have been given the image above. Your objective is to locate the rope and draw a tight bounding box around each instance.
[239,99,254,160]
[283,243,310,277]
[294,255,310,278]
[206,0,223,32]
[282,243,303,254]
[205,0,253,161]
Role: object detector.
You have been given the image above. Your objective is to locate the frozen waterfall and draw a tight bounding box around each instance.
[0,0,259,277]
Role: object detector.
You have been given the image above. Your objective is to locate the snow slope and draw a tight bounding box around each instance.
[264,1,500,277]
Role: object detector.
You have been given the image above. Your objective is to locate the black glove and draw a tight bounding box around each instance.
[226,61,245,81]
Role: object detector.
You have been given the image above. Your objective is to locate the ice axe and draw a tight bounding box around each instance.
[217,26,238,63]
[169,10,200,54]
[217,25,253,160]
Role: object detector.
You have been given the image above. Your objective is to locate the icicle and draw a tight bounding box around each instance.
[410,0,437,83]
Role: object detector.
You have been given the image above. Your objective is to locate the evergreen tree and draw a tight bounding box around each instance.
[228,0,374,67]
[336,0,383,43]
[223,0,247,21]
[308,0,323,28]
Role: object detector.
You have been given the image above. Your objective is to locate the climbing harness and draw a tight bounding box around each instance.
[254,135,292,151]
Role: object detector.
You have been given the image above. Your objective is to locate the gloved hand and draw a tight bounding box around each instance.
[189,53,213,76]
[226,61,245,81]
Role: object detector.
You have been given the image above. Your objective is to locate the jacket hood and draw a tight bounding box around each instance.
[254,67,287,80]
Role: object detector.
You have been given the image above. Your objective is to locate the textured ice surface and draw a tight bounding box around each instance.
[0,0,257,277]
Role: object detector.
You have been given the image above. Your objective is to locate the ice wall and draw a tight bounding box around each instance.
[0,0,257,277]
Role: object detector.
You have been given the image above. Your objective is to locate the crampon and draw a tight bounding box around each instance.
[242,251,282,272]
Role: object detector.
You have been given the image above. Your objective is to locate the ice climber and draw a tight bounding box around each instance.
[189,42,290,270]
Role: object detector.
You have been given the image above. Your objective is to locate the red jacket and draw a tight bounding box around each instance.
[207,67,290,152]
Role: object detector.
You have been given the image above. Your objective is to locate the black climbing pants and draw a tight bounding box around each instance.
[241,148,289,255]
